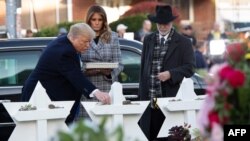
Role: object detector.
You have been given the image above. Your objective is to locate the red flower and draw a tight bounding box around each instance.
[219,65,234,80]
[226,43,246,62]
[218,89,229,97]
[208,111,220,128]
[226,69,245,88]
[219,65,245,88]
[222,116,230,124]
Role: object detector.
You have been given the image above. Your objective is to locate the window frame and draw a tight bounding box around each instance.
[0,46,44,96]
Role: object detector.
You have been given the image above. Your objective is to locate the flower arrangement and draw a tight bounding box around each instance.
[19,104,37,111]
[197,40,250,141]
[167,123,191,141]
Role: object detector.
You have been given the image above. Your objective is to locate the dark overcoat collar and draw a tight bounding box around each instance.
[147,30,180,62]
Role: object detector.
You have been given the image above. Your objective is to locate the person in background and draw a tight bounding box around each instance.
[21,23,111,124]
[206,22,228,68]
[25,29,33,37]
[134,19,152,42]
[194,41,208,70]
[116,23,128,38]
[138,5,195,140]
[58,27,68,36]
[181,24,197,48]
[80,5,123,118]
[207,22,227,41]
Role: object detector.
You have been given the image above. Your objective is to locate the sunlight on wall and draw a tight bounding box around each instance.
[216,0,250,22]
[102,6,131,23]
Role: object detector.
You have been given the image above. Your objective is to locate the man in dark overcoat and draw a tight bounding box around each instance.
[138,5,195,141]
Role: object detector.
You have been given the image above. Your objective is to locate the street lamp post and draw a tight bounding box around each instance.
[6,0,17,39]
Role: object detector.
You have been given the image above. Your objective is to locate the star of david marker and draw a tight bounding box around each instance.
[3,82,74,141]
[157,78,206,138]
[82,82,149,141]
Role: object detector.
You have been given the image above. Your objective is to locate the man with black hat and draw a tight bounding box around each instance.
[138,5,195,141]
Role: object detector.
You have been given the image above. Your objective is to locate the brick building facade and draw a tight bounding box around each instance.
[0,0,216,40]
[193,0,215,40]
[0,0,6,26]
[72,0,94,21]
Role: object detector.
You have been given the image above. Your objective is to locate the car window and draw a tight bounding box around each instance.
[119,49,141,83]
[0,51,41,86]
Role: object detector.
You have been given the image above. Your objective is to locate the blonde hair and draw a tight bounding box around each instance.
[86,4,111,43]
[68,23,95,39]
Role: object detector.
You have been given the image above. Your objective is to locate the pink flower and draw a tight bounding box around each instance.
[211,123,224,141]
[197,96,215,130]
[197,95,216,137]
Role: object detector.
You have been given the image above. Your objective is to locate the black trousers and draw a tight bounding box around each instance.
[65,100,80,125]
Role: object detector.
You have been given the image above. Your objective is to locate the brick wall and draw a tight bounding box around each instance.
[0,1,6,25]
[193,0,215,41]
[72,0,95,22]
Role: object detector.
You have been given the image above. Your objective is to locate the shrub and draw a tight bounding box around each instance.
[109,14,157,33]
[56,117,124,141]
[34,21,79,37]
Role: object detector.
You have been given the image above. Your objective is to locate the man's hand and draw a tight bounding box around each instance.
[94,90,111,104]
[157,71,171,82]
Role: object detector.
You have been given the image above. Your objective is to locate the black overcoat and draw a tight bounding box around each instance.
[139,30,195,99]
[21,35,96,123]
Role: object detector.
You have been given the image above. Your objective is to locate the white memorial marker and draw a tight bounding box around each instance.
[82,82,149,141]
[3,82,74,141]
[157,78,206,138]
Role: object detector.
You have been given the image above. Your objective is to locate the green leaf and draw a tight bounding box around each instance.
[57,132,74,141]
[238,89,250,110]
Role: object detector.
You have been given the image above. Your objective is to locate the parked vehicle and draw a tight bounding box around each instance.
[0,101,15,141]
[0,37,206,102]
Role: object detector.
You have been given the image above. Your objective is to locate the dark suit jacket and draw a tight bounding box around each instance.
[195,50,208,69]
[21,35,96,123]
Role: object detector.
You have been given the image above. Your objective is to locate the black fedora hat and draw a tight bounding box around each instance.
[148,5,177,24]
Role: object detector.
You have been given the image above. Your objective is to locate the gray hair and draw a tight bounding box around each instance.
[68,23,95,39]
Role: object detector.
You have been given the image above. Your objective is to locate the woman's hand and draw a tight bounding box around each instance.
[84,69,101,76]
[100,69,112,76]
[84,69,112,76]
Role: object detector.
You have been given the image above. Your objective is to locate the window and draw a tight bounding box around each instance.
[119,49,141,83]
[0,51,41,86]
[95,0,132,7]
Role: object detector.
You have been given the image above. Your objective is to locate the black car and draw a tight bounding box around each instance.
[0,37,206,102]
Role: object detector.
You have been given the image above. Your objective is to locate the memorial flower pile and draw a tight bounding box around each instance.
[197,41,250,141]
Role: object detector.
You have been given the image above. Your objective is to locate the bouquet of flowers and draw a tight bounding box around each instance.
[197,41,250,141]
